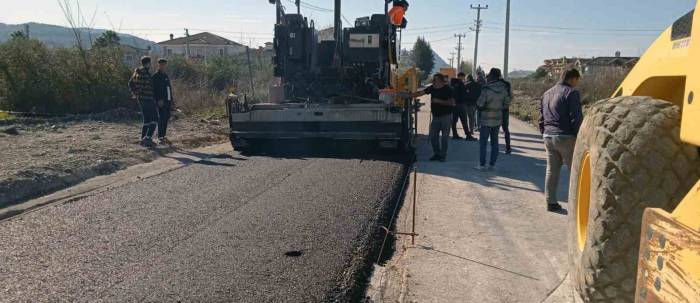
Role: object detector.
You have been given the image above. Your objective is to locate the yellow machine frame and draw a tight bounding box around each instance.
[595,3,700,302]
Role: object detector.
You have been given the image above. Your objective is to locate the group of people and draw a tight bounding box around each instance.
[129,56,175,148]
[415,67,584,212]
[412,67,512,170]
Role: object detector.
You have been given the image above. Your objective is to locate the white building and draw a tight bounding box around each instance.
[157,32,247,60]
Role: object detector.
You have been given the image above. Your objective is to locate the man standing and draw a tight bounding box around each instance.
[539,68,583,212]
[128,56,157,147]
[475,68,511,171]
[412,73,456,162]
[499,75,513,154]
[152,58,174,145]
[464,74,481,138]
[451,72,476,141]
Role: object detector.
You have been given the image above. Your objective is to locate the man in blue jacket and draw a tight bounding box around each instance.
[539,68,584,212]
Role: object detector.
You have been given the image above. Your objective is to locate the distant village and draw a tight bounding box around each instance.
[120,31,274,68]
[538,51,639,77]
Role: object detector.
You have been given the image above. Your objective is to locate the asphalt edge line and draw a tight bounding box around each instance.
[0,143,231,222]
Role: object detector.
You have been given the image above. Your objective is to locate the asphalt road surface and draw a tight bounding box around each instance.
[0,146,408,302]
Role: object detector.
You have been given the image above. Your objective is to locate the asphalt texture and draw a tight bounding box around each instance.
[0,145,408,302]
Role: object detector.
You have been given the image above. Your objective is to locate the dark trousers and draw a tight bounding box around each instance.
[430,114,452,158]
[502,109,511,151]
[139,99,158,139]
[158,102,171,139]
[479,126,500,166]
[452,104,470,137]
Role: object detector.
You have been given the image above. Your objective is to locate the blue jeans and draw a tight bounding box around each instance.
[479,126,500,166]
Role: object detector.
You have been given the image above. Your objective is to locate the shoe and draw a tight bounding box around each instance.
[505,148,512,154]
[158,137,172,145]
[465,136,478,142]
[474,165,487,172]
[547,203,563,212]
[140,137,155,148]
[452,136,463,140]
[429,155,441,161]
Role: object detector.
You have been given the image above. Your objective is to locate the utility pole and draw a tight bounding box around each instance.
[503,0,511,79]
[24,24,30,39]
[333,0,342,67]
[470,4,488,74]
[449,52,456,68]
[454,33,466,73]
[184,28,190,59]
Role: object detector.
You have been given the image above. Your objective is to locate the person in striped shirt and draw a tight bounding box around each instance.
[128,56,157,147]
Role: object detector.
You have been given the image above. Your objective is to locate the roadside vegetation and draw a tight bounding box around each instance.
[0,32,273,117]
[509,68,629,125]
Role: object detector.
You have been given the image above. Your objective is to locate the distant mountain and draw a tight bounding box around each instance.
[0,22,157,50]
[508,69,534,78]
[431,50,449,74]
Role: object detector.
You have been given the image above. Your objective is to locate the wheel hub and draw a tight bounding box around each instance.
[577,152,592,252]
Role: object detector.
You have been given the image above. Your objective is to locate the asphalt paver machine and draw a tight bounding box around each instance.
[227,0,416,152]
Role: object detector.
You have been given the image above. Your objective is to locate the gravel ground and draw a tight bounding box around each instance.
[0,146,408,302]
[0,109,228,207]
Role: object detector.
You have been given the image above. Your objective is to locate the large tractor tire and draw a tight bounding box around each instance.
[568,96,700,302]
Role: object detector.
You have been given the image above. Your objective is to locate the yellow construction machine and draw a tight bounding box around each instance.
[568,4,700,303]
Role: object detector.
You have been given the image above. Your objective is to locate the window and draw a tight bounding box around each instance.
[219,49,224,56]
[167,48,172,56]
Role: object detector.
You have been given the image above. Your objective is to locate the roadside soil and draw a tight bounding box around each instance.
[0,108,228,208]
[509,89,541,127]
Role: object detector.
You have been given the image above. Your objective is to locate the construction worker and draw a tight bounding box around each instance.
[152,58,174,145]
[499,75,513,154]
[451,72,476,141]
[539,68,583,212]
[411,73,456,162]
[475,68,511,171]
[128,56,157,147]
[464,74,481,138]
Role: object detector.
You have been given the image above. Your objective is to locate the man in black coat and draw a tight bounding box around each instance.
[464,74,482,137]
[152,58,174,145]
[450,72,477,141]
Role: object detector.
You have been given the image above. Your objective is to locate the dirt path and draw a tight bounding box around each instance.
[0,110,228,208]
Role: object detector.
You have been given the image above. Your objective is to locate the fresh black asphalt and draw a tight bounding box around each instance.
[0,148,407,302]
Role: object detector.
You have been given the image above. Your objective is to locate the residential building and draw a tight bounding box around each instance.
[121,45,151,68]
[157,32,247,60]
[539,52,639,77]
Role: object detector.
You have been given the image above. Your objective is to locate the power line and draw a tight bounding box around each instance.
[482,21,663,32]
[480,26,658,36]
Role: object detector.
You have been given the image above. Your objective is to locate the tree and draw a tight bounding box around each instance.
[411,37,434,80]
[458,60,474,77]
[10,31,26,40]
[93,30,120,48]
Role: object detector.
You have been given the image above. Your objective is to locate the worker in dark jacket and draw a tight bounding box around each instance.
[128,56,157,147]
[539,68,584,212]
[451,73,476,141]
[499,77,513,154]
[152,58,174,145]
[464,74,481,137]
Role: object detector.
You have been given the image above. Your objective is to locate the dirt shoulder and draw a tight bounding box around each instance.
[509,90,541,128]
[0,109,228,209]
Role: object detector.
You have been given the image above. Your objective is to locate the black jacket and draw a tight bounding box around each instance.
[539,82,583,136]
[152,71,172,103]
[464,80,482,106]
[450,78,467,105]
